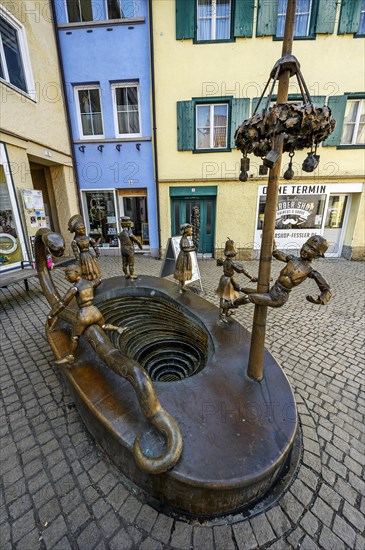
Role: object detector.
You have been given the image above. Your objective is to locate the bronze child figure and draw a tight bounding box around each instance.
[230,235,332,310]
[47,264,126,365]
[216,238,257,322]
[118,216,143,279]
[68,215,101,281]
[174,223,196,292]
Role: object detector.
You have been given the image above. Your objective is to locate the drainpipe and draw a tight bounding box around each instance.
[50,0,83,217]
[148,0,162,259]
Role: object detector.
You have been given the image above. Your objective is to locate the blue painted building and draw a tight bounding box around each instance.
[53,0,159,256]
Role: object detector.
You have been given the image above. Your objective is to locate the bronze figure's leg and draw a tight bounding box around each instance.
[122,254,129,278]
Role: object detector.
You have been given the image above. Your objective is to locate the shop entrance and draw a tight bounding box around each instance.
[171,197,216,255]
[118,190,149,246]
[323,194,350,257]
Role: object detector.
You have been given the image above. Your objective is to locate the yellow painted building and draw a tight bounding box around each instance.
[152,0,365,259]
[0,1,78,270]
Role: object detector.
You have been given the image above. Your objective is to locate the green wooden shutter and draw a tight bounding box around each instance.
[176,0,195,39]
[230,98,250,147]
[316,0,338,33]
[338,0,362,34]
[256,0,279,36]
[234,0,255,37]
[252,96,269,114]
[322,95,348,146]
[177,101,194,151]
[311,95,326,107]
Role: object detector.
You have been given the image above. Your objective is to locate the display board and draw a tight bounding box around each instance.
[21,189,48,260]
[160,236,202,291]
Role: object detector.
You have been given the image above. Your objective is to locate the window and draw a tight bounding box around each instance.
[340,99,365,146]
[83,191,118,247]
[276,0,312,38]
[75,87,104,139]
[357,0,365,35]
[196,103,228,149]
[66,0,93,22]
[0,15,30,93]
[197,0,231,41]
[112,84,141,137]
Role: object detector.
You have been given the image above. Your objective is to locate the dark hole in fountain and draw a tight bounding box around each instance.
[98,296,211,382]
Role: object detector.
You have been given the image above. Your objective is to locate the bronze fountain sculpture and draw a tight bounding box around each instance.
[35,0,335,518]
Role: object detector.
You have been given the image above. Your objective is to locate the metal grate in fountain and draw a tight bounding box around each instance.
[98,296,210,382]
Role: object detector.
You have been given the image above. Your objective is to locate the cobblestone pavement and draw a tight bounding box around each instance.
[1,255,364,550]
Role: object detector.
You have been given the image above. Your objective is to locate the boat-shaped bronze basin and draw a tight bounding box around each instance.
[48,274,297,517]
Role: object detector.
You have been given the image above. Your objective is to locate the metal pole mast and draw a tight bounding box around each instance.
[247,0,297,381]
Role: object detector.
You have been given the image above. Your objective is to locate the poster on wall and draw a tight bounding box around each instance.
[255,184,328,251]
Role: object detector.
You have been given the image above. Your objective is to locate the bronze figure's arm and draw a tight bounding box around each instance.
[272,240,291,263]
[71,240,79,259]
[90,237,100,257]
[306,270,332,305]
[130,234,143,249]
[48,286,78,320]
[233,262,258,282]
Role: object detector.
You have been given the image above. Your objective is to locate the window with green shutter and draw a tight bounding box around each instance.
[257,0,337,38]
[323,94,365,147]
[176,0,254,42]
[178,97,247,152]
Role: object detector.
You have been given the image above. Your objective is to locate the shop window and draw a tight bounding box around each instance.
[121,195,148,243]
[83,191,118,247]
[112,84,141,137]
[257,193,327,231]
[75,87,104,139]
[325,195,348,228]
[0,146,27,269]
[176,0,255,41]
[177,98,249,152]
[0,14,31,94]
[196,103,228,149]
[276,0,313,38]
[341,99,365,145]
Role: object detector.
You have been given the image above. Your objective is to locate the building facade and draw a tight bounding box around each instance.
[0,1,78,271]
[152,0,364,259]
[53,0,160,257]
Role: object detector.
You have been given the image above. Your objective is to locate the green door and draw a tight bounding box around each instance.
[171,197,216,254]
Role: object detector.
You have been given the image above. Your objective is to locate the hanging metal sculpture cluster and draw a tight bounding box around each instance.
[234,55,336,181]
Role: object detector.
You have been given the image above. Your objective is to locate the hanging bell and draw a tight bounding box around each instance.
[259,164,268,175]
[302,151,319,173]
[284,152,295,180]
[239,170,248,182]
[263,149,280,168]
[240,157,250,171]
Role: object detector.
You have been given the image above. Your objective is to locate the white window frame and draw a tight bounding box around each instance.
[0,143,29,271]
[64,0,94,23]
[197,0,232,41]
[276,0,313,38]
[74,85,105,140]
[111,83,142,139]
[0,4,35,100]
[340,99,365,146]
[196,103,229,150]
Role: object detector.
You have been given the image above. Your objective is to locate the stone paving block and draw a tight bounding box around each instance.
[266,505,292,538]
[311,498,334,528]
[213,525,235,550]
[109,527,134,550]
[126,525,144,546]
[135,504,158,533]
[232,520,258,550]
[77,521,102,550]
[11,508,36,543]
[53,536,73,550]
[335,477,358,505]
[300,534,321,550]
[342,501,365,532]
[15,527,40,550]
[300,510,319,536]
[119,495,142,524]
[99,509,120,538]
[138,537,163,550]
[333,515,357,548]
[67,502,89,533]
[286,526,305,548]
[319,525,346,550]
[98,472,119,497]
[38,497,61,525]
[280,492,303,524]
[41,514,68,549]
[8,494,32,520]
[290,479,314,507]
[318,483,342,511]
[151,513,174,544]
[170,521,193,549]
[193,526,214,550]
[250,514,276,547]
[92,498,112,520]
